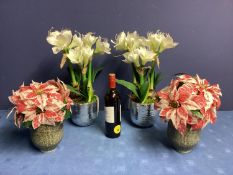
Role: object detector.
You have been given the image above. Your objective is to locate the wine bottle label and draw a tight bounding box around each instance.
[105,107,114,123]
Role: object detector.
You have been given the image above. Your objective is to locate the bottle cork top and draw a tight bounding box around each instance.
[108,73,116,89]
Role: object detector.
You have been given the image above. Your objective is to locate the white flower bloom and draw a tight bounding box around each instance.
[146,32,165,52]
[113,31,146,51]
[146,31,178,53]
[82,46,94,67]
[123,51,140,67]
[113,32,127,50]
[66,46,94,68]
[66,47,82,65]
[82,32,98,47]
[122,47,156,67]
[47,29,73,54]
[135,47,156,65]
[125,31,145,51]
[159,33,178,52]
[69,34,83,49]
[95,38,111,54]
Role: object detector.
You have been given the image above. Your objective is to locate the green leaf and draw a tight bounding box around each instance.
[116,79,139,99]
[66,84,85,97]
[144,67,151,78]
[139,81,150,103]
[74,66,82,83]
[87,62,94,102]
[92,66,104,82]
[22,121,32,128]
[131,64,140,84]
[80,80,88,100]
[64,110,72,120]
[149,69,155,89]
[154,72,162,89]
[191,110,204,119]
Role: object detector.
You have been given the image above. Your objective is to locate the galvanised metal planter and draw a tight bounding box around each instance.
[71,98,99,127]
[167,121,201,153]
[129,99,158,128]
[30,124,63,153]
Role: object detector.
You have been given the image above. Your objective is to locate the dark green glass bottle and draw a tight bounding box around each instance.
[104,73,121,138]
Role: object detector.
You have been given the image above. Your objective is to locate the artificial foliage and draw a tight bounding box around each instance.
[47,29,111,103]
[112,30,178,104]
[155,74,222,134]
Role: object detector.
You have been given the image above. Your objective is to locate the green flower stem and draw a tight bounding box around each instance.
[82,72,87,83]
[87,62,94,103]
[81,71,87,100]
[149,62,155,89]
[68,61,78,87]
[139,73,144,86]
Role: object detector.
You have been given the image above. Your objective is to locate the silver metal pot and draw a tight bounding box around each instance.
[71,97,99,127]
[129,99,158,127]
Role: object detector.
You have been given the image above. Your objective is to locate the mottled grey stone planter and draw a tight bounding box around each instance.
[30,124,63,152]
[167,121,200,153]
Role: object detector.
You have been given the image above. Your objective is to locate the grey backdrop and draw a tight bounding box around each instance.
[0,0,233,110]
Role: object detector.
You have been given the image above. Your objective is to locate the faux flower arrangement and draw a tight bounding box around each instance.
[112,30,178,104]
[8,79,73,129]
[155,74,222,134]
[47,29,111,103]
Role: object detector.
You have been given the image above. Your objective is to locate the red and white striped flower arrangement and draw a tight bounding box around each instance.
[155,74,222,134]
[8,79,73,129]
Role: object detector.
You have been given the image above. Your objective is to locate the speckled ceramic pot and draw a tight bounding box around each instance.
[129,99,158,128]
[167,121,200,153]
[30,124,63,152]
[71,98,99,127]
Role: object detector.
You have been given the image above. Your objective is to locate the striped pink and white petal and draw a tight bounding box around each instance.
[177,106,189,120]
[160,107,173,120]
[32,115,42,129]
[192,93,206,109]
[177,84,194,103]
[182,99,200,111]
[157,86,170,100]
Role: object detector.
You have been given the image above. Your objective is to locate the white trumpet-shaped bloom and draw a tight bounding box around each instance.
[47,29,73,54]
[135,47,156,65]
[82,47,94,67]
[82,32,98,47]
[114,31,146,52]
[123,47,156,67]
[123,51,140,67]
[159,33,179,52]
[47,29,111,69]
[69,34,83,49]
[67,46,94,68]
[95,38,111,54]
[146,31,178,53]
[66,47,82,65]
[113,32,127,50]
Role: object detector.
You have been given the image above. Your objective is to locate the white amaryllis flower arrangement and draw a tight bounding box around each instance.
[155,74,222,134]
[47,29,111,103]
[112,31,178,104]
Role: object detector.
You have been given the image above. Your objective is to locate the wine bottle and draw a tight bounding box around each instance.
[104,73,121,138]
